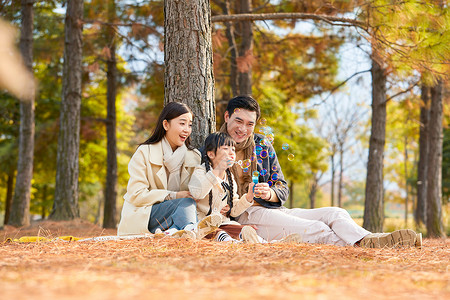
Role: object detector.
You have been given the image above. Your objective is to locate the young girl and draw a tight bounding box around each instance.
[189,132,301,243]
[117,102,219,239]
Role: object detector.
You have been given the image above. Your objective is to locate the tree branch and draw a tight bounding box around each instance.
[385,81,419,103]
[211,12,367,30]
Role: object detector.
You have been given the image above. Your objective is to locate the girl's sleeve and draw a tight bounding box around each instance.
[188,165,221,199]
[124,148,171,207]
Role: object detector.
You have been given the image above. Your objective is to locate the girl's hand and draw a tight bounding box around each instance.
[254,183,271,200]
[246,182,255,202]
[213,151,234,171]
[176,191,193,199]
[220,204,230,216]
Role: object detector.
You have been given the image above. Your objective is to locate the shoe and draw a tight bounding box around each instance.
[415,233,422,248]
[240,226,260,244]
[171,229,196,240]
[276,233,302,244]
[154,228,165,239]
[196,214,222,239]
[360,229,417,248]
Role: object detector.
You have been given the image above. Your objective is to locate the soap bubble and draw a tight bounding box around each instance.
[257,159,263,164]
[259,118,267,126]
[233,108,241,114]
[259,150,268,159]
[242,159,251,168]
[243,167,249,173]
[255,145,262,154]
[252,171,259,177]
[275,181,284,189]
[262,138,272,147]
[282,143,289,150]
[288,153,295,161]
[237,160,243,166]
[260,169,267,176]
[250,154,256,162]
[271,173,279,181]
[259,127,266,134]
[267,180,273,187]
[272,165,277,172]
[269,152,275,159]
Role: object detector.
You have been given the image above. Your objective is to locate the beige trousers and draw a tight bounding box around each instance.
[236,206,370,246]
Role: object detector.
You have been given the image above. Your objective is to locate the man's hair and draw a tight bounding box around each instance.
[226,95,260,120]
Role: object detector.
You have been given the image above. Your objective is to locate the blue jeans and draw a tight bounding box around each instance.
[148,198,198,233]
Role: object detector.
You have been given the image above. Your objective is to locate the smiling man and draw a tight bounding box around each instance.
[219,95,421,248]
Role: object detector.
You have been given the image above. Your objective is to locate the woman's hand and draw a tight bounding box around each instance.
[220,204,230,216]
[176,191,193,199]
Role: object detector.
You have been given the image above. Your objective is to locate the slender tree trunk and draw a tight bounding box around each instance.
[330,153,335,206]
[404,135,409,226]
[9,0,35,227]
[219,0,239,96]
[51,0,84,220]
[103,0,118,229]
[425,80,445,237]
[41,184,47,219]
[164,0,215,148]
[289,181,294,208]
[416,84,429,226]
[4,172,14,225]
[338,147,344,207]
[363,54,386,233]
[309,178,317,209]
[237,0,253,95]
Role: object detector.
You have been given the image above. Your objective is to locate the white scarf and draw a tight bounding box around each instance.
[161,137,187,191]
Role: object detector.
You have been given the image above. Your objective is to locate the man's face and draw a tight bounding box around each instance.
[224,108,257,144]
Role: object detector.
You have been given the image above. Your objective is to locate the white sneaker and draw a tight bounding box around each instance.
[240,226,261,244]
[272,233,302,244]
[360,229,417,248]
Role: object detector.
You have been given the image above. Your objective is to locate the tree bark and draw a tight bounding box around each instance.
[309,178,317,209]
[289,181,294,208]
[425,80,445,237]
[416,84,429,226]
[363,54,386,233]
[237,0,252,95]
[51,0,84,220]
[4,172,14,225]
[103,0,118,229]
[164,0,215,148]
[404,135,409,226]
[8,0,35,227]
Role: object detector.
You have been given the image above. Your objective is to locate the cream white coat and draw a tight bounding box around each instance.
[118,142,201,236]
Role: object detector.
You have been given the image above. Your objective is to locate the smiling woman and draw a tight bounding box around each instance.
[117,102,201,237]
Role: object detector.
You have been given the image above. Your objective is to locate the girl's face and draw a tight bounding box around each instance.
[208,144,236,169]
[163,112,193,150]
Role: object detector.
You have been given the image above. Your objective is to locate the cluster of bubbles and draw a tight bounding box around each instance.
[232,116,295,190]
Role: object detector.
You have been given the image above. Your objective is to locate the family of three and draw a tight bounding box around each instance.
[117,95,422,248]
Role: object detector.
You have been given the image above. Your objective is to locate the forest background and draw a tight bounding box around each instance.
[0,0,449,236]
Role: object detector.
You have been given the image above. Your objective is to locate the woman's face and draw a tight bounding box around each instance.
[163,112,193,150]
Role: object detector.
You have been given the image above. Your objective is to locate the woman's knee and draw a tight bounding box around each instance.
[176,197,196,208]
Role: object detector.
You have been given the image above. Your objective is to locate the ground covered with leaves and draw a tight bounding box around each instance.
[0,220,448,299]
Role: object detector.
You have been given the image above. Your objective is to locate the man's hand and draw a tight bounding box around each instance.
[254,183,271,200]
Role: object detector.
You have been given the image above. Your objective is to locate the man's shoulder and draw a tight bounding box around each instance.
[253,133,265,142]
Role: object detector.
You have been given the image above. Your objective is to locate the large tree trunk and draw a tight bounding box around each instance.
[425,80,445,237]
[103,0,118,229]
[8,0,35,227]
[51,0,84,220]
[363,55,386,233]
[164,0,215,148]
[3,172,14,225]
[416,84,430,226]
[237,0,253,95]
[289,181,294,208]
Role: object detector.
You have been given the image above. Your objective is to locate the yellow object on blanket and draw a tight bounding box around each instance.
[4,236,82,243]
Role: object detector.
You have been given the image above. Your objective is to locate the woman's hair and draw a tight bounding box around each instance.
[202,132,236,218]
[140,102,194,149]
